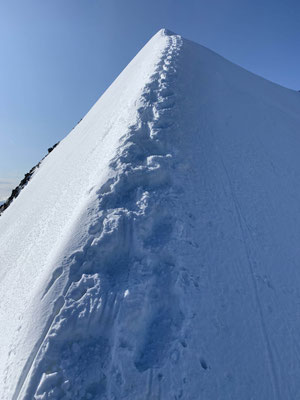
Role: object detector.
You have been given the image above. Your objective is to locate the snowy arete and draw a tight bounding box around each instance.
[1,29,300,400]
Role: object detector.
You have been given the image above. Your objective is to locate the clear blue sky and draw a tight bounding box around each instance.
[1,0,300,200]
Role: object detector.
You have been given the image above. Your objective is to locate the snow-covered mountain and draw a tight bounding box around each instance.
[1,28,300,399]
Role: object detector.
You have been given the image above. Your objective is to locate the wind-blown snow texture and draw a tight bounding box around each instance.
[1,29,300,399]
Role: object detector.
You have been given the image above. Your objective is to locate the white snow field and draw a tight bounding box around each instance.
[1,28,300,399]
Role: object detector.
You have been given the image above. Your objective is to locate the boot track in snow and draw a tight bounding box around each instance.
[15,31,186,400]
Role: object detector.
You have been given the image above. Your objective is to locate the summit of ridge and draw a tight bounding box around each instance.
[157,28,177,36]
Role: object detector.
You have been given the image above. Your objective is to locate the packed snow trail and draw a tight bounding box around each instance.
[2,29,300,399]
[16,30,184,400]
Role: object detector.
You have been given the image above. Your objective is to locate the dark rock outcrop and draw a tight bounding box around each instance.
[0,142,59,216]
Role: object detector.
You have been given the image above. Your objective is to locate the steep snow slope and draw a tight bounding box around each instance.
[1,29,300,399]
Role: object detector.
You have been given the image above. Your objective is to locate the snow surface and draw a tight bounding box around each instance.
[1,28,300,399]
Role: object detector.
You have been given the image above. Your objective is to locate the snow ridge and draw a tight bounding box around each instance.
[19,32,184,400]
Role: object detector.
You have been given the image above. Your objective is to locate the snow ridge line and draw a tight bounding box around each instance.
[16,33,184,400]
